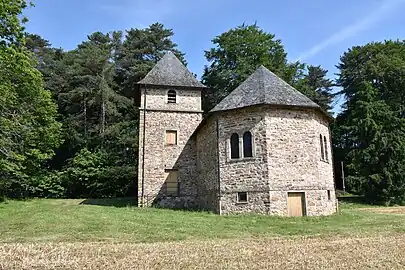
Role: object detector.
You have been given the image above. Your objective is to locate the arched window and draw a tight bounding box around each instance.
[243,131,253,158]
[168,90,176,103]
[320,134,324,160]
[230,133,240,159]
[324,136,328,161]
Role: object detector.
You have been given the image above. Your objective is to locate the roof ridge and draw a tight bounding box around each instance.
[259,66,267,104]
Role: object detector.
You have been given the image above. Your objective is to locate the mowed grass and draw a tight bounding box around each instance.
[0,198,405,243]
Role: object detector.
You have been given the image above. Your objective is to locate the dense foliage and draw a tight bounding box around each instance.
[333,41,405,205]
[21,23,184,198]
[2,4,405,205]
[0,0,62,200]
[201,24,335,113]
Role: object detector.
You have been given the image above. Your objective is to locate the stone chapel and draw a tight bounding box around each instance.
[136,51,337,216]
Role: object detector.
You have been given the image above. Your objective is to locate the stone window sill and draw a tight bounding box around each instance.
[228,157,255,163]
[320,159,329,164]
[236,202,248,205]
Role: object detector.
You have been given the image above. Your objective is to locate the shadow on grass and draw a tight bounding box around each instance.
[338,195,368,205]
[80,197,138,208]
[337,195,385,209]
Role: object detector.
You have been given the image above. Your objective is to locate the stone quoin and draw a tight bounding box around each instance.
[137,51,337,216]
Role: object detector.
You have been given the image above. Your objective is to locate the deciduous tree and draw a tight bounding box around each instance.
[201,23,334,113]
[0,0,62,199]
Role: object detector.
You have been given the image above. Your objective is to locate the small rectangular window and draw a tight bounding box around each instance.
[327,190,331,200]
[165,170,179,196]
[237,192,248,203]
[165,130,177,145]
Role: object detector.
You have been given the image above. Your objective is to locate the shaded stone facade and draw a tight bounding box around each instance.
[137,87,202,207]
[137,52,337,216]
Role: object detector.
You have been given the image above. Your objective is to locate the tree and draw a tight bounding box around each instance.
[0,0,62,199]
[116,23,186,98]
[201,23,333,113]
[333,40,405,204]
[18,22,186,198]
[202,23,290,111]
[60,32,127,147]
[25,33,67,100]
[295,65,335,113]
[48,31,137,197]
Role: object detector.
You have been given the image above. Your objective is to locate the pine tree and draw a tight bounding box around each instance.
[333,41,405,204]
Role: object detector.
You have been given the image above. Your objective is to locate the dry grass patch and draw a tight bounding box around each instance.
[1,234,405,269]
[359,206,405,215]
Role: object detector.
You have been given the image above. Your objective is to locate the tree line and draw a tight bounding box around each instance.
[1,0,405,205]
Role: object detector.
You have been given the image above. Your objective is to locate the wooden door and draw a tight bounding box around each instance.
[288,192,306,216]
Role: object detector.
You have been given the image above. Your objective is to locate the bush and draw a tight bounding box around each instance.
[32,172,66,198]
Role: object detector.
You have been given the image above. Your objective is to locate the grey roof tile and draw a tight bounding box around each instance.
[210,65,320,113]
[137,51,206,88]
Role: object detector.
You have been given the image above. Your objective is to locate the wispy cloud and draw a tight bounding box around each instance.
[100,0,175,28]
[297,0,405,61]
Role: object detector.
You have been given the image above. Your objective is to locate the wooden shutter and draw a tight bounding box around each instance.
[165,130,177,145]
[165,170,178,196]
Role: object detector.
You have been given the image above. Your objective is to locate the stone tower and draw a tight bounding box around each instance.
[136,52,206,207]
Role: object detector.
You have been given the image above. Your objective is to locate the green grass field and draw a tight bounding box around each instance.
[1,198,405,269]
[0,198,404,243]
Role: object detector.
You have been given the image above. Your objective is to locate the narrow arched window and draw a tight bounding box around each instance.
[168,90,176,103]
[324,136,328,161]
[320,134,324,160]
[230,133,240,159]
[243,131,253,158]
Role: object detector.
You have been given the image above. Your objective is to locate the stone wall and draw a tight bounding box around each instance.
[137,83,337,215]
[265,107,336,216]
[216,107,270,214]
[140,87,202,112]
[269,190,336,216]
[195,117,220,212]
[138,86,202,208]
[216,105,336,216]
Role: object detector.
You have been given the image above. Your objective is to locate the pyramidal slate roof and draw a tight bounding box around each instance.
[137,51,206,88]
[210,65,320,113]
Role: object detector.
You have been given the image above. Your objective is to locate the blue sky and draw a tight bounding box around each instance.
[25,0,405,112]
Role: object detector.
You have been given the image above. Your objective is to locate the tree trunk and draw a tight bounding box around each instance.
[101,100,106,134]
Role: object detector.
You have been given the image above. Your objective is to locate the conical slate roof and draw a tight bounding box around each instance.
[137,51,206,88]
[210,65,320,113]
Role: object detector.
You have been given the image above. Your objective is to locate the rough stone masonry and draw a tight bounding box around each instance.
[137,51,337,216]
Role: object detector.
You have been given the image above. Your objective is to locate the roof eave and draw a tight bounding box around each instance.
[210,103,334,121]
[136,82,207,90]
